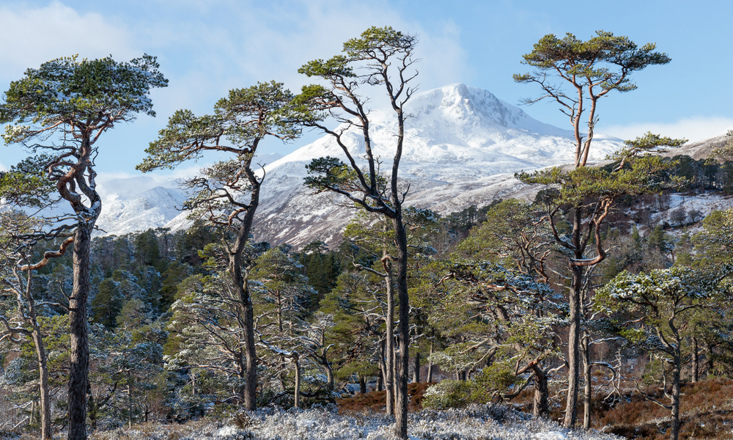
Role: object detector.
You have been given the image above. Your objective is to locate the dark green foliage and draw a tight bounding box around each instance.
[304,157,357,192]
[666,155,733,192]
[514,31,670,95]
[0,155,56,207]
[91,278,124,329]
[297,241,341,309]
[174,220,219,267]
[0,54,167,131]
[135,229,163,270]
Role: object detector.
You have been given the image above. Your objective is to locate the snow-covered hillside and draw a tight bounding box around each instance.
[96,183,186,236]
[249,84,622,246]
[94,83,627,243]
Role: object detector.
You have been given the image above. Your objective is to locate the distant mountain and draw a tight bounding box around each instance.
[95,84,628,244]
[96,184,187,236]
[248,84,623,247]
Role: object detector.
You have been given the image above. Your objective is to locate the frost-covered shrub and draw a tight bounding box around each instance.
[422,380,476,409]
[474,363,521,392]
[0,357,35,386]
[422,365,521,410]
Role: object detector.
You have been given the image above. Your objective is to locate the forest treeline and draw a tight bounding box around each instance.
[4,173,733,434]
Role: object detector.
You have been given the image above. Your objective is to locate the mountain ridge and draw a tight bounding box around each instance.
[96,83,704,246]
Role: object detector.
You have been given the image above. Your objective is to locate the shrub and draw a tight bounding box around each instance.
[422,380,476,409]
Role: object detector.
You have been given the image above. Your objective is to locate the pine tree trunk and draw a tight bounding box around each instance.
[325,362,334,392]
[427,343,434,383]
[533,367,549,418]
[68,224,92,440]
[28,279,52,439]
[412,352,420,383]
[582,336,592,429]
[359,375,367,395]
[671,344,682,440]
[704,340,714,376]
[563,264,583,428]
[127,381,133,429]
[228,180,261,411]
[293,355,301,409]
[38,363,51,440]
[692,337,699,383]
[384,259,395,417]
[393,216,410,440]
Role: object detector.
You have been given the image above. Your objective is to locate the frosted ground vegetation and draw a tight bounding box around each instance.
[88,405,621,440]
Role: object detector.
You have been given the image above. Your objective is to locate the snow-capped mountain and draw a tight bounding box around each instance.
[96,84,625,244]
[248,84,622,246]
[96,184,187,236]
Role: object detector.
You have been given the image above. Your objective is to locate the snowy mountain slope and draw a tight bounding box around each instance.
[91,154,282,237]
[248,84,623,246]
[96,183,187,236]
[93,84,627,243]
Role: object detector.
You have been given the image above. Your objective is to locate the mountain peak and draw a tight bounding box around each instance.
[92,84,627,245]
[405,84,557,135]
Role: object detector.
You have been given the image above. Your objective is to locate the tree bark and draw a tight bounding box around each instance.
[383,253,396,416]
[671,344,682,440]
[24,272,52,439]
[532,364,549,418]
[427,343,434,383]
[293,354,301,409]
[68,224,93,440]
[563,263,583,428]
[582,336,592,429]
[692,337,699,383]
[412,352,420,383]
[228,180,261,411]
[359,375,367,395]
[127,381,133,429]
[393,216,410,439]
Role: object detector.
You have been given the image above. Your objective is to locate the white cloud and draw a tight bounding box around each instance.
[147,0,469,115]
[602,117,733,143]
[0,2,137,82]
[96,165,203,197]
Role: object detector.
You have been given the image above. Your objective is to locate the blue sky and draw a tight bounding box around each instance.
[1,0,731,176]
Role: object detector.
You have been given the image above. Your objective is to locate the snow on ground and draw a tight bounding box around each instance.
[90,405,622,440]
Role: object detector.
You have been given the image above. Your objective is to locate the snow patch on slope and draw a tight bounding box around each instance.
[252,84,623,247]
[91,84,626,243]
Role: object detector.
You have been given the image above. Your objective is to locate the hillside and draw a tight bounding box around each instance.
[94,84,624,244]
[91,84,732,248]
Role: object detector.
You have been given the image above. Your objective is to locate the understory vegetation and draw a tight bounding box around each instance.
[4,183,733,439]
